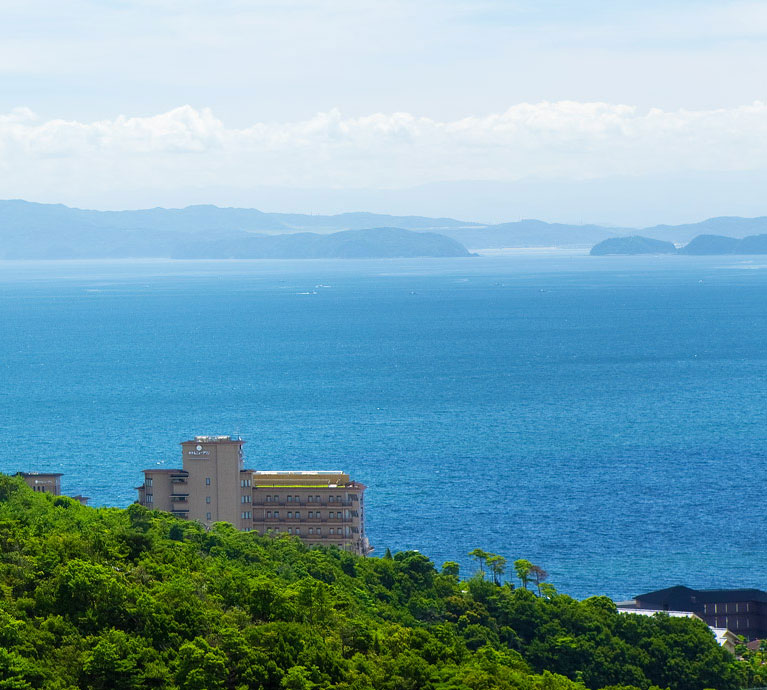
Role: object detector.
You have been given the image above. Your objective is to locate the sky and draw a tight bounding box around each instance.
[2,0,767,225]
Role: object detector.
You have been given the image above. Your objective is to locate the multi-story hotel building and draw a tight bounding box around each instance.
[16,472,89,504]
[136,436,371,556]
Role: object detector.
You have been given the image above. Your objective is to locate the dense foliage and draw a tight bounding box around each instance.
[0,476,746,690]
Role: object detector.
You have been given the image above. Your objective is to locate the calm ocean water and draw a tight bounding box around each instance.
[2,253,767,599]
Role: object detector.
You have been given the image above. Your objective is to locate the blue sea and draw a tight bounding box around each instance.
[2,252,767,600]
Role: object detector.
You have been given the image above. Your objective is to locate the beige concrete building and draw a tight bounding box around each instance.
[136,436,371,555]
[16,472,89,504]
[18,471,62,495]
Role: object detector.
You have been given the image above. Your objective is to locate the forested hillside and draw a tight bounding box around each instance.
[0,476,750,690]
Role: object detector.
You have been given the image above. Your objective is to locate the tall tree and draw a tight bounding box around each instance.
[468,548,490,577]
[514,559,533,589]
[530,564,548,595]
[486,555,507,586]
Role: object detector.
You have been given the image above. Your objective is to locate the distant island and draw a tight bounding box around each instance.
[173,227,473,260]
[8,199,767,257]
[590,236,676,255]
[591,233,767,256]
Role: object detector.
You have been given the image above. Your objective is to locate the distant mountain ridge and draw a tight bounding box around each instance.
[591,233,767,256]
[4,200,767,258]
[0,200,479,235]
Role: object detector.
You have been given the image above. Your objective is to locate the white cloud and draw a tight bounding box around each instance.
[2,101,767,202]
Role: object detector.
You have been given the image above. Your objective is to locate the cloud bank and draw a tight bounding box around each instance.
[2,101,767,202]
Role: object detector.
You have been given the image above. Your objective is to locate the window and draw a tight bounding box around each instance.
[146,478,153,487]
[146,494,153,503]
[295,527,300,535]
[287,496,292,502]
[266,495,272,502]
[308,496,313,503]
[295,511,300,519]
[315,495,320,502]
[273,495,279,502]
[241,495,251,503]
[288,528,292,534]
[206,496,211,504]
[267,511,272,518]
[241,511,252,519]
[309,511,314,518]
[274,511,279,518]
[336,495,341,502]
[329,496,334,503]
[205,478,211,485]
[294,495,300,502]
[206,512,212,520]
[287,512,292,519]
[317,527,321,535]
[329,528,335,535]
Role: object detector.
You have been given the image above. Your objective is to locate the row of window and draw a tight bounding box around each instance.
[265,495,345,503]
[241,511,252,519]
[240,479,252,487]
[712,616,749,629]
[265,510,348,519]
[282,527,347,535]
[705,602,752,614]
[241,495,251,503]
[267,510,347,519]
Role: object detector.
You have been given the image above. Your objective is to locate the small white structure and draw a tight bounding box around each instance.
[711,628,739,655]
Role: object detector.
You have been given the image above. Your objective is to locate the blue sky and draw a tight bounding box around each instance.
[1,1,767,223]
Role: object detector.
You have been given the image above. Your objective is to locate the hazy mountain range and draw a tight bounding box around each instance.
[3,199,767,259]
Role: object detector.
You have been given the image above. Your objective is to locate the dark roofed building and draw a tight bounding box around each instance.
[630,585,767,640]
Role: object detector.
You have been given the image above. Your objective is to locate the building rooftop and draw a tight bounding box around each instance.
[251,470,351,486]
[16,471,63,477]
[617,607,703,620]
[253,470,346,475]
[183,436,243,444]
[636,585,767,606]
